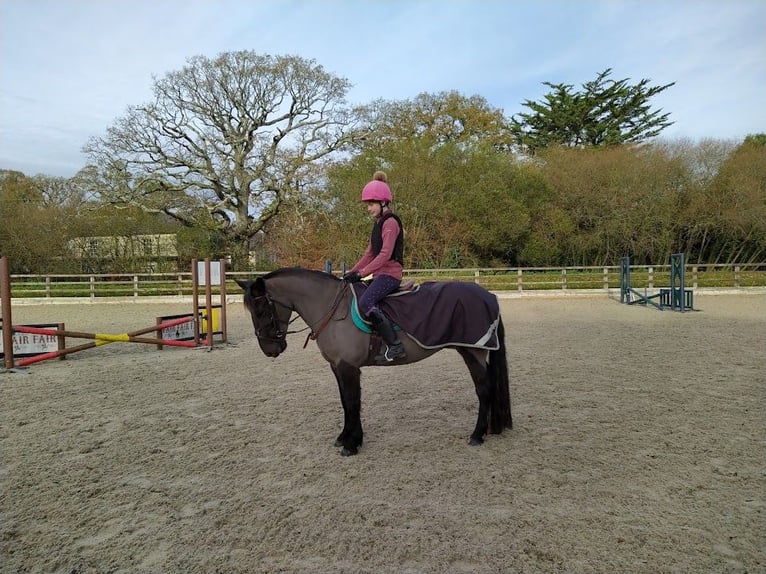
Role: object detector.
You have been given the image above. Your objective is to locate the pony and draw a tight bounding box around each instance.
[236,268,512,456]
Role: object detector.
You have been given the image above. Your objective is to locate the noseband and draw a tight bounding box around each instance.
[250,293,299,344]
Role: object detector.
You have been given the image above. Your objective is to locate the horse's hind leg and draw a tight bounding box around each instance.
[330,361,364,456]
[457,348,491,445]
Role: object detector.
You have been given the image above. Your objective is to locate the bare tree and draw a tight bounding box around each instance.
[84,51,359,267]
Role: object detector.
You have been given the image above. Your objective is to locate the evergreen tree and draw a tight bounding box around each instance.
[510,69,674,154]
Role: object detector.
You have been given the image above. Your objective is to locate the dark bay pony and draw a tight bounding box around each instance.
[236,268,512,456]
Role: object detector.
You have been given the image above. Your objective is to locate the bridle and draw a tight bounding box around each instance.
[250,292,302,344]
[250,281,349,347]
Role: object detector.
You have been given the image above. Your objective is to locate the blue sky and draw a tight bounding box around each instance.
[1,0,764,177]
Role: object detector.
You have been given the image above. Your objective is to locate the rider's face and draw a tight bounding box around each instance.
[365,201,382,217]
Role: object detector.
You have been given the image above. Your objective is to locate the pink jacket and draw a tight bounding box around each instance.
[350,216,403,280]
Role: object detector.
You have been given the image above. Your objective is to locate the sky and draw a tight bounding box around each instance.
[1,0,764,178]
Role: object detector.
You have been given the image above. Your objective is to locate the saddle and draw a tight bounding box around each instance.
[350,280,501,351]
[350,281,417,334]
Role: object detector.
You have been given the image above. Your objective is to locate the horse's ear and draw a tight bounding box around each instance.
[235,278,266,298]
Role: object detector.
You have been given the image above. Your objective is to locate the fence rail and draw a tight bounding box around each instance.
[4,263,765,300]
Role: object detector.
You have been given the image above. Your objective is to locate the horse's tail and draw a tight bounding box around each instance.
[488,315,513,433]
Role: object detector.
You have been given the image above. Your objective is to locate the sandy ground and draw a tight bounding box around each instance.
[1,293,764,574]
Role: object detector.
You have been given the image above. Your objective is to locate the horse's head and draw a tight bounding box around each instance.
[236,277,291,357]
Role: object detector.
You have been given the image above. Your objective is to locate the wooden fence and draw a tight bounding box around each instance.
[3,263,765,300]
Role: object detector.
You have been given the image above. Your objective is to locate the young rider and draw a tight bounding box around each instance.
[342,171,407,362]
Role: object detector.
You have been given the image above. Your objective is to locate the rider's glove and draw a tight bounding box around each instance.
[342,271,362,283]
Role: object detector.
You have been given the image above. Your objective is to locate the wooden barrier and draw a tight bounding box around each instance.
[11,316,197,367]
[1,255,230,369]
[1,256,202,369]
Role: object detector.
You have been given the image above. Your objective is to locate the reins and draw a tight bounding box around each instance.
[303,281,349,348]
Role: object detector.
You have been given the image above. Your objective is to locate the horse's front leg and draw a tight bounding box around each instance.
[330,361,363,456]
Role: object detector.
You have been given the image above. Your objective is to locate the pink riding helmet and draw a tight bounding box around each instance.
[361,179,392,203]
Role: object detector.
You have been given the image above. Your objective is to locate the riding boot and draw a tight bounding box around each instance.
[368,308,407,362]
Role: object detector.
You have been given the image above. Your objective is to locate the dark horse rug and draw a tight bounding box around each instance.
[351,281,501,351]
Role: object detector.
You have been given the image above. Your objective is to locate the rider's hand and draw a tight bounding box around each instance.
[343,271,362,283]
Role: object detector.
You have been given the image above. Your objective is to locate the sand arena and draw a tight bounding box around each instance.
[1,293,764,573]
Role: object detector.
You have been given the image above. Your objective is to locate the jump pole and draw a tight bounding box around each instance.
[1,255,213,368]
[192,258,228,349]
[192,260,200,346]
[15,319,198,367]
[9,318,195,368]
[2,255,88,369]
[204,259,213,347]
[669,253,692,312]
[1,256,14,369]
[620,256,663,310]
[12,317,197,367]
[621,254,693,312]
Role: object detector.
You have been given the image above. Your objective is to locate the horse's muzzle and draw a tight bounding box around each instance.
[259,339,287,358]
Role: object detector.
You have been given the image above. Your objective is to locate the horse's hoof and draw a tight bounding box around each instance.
[340,446,358,456]
[468,437,483,446]
[334,438,343,448]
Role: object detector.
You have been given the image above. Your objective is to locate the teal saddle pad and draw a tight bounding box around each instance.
[350,286,403,334]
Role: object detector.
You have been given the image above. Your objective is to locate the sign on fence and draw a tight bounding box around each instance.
[158,307,222,342]
[159,315,197,342]
[0,322,62,358]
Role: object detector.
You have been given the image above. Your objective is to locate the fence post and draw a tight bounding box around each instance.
[133,275,139,298]
[692,266,698,289]
[90,276,95,301]
[603,267,609,291]
[474,270,479,284]
[517,268,523,292]
[561,268,567,290]
[648,267,654,289]
[735,266,741,288]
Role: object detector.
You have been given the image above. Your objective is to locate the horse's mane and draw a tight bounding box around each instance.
[262,267,340,282]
